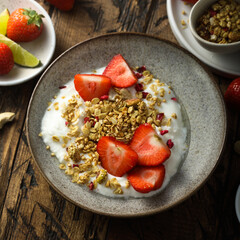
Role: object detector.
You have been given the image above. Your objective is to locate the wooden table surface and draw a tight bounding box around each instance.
[0,0,240,239]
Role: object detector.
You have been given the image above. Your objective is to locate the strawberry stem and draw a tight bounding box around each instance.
[23,8,44,28]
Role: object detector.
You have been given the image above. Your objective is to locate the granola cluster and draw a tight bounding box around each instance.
[196,0,240,43]
[41,68,178,195]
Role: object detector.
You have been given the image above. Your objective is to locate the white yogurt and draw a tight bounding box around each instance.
[41,67,187,198]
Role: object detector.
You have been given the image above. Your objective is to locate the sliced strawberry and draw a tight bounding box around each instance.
[127,165,165,193]
[74,74,112,101]
[103,54,138,88]
[97,136,138,177]
[130,123,171,166]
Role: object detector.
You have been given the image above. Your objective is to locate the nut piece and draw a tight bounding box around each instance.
[0,112,15,129]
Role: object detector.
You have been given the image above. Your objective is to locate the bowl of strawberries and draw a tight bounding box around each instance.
[0,0,56,86]
[27,33,227,217]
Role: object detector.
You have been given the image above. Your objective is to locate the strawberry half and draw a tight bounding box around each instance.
[74,74,112,101]
[130,123,171,166]
[127,165,165,193]
[224,77,240,111]
[97,136,138,177]
[103,54,138,88]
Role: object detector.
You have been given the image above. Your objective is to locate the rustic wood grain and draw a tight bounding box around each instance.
[0,0,239,239]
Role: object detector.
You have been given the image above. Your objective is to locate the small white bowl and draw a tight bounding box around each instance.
[236,185,240,223]
[189,0,240,54]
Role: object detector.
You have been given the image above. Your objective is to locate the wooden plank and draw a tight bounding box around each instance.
[0,0,239,239]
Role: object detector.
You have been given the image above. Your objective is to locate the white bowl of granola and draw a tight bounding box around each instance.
[27,33,227,217]
[189,0,240,53]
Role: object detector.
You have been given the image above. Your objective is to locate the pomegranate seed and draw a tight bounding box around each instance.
[160,130,169,135]
[59,85,67,89]
[156,113,164,121]
[91,121,96,127]
[100,95,109,100]
[84,117,90,123]
[137,65,146,73]
[89,182,94,190]
[142,92,149,98]
[171,97,177,101]
[73,164,79,168]
[95,116,99,121]
[65,121,69,126]
[135,83,144,91]
[135,72,143,79]
[167,139,174,149]
[209,10,216,17]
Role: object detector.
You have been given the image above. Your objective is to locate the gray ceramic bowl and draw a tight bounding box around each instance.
[27,33,227,217]
[189,0,240,53]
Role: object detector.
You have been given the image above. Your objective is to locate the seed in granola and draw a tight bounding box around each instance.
[51,153,56,157]
[96,169,107,183]
[52,136,60,142]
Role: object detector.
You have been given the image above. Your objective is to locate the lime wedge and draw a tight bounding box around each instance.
[0,33,40,67]
[0,9,10,35]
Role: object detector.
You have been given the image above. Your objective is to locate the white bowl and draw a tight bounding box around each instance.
[236,185,240,223]
[189,0,240,54]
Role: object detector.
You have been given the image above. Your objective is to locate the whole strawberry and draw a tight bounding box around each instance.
[46,0,75,11]
[0,43,14,75]
[7,8,44,42]
[224,77,240,111]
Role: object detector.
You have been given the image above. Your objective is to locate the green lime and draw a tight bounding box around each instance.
[0,33,40,67]
[0,8,9,35]
[0,9,10,35]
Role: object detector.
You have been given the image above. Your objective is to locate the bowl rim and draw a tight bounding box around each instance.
[26,32,227,217]
[189,0,240,48]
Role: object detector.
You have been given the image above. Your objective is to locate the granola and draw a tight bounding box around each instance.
[40,65,187,198]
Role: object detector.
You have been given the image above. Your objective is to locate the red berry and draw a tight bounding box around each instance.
[74,74,112,101]
[97,136,138,177]
[46,0,75,11]
[103,54,138,88]
[127,165,165,193]
[0,43,14,75]
[135,72,143,79]
[156,113,164,121]
[73,164,79,168]
[224,77,240,111]
[84,117,90,123]
[160,130,169,135]
[171,97,177,101]
[100,95,109,100]
[167,139,174,149]
[142,92,149,98]
[89,182,94,190]
[130,124,171,166]
[7,8,44,42]
[136,65,146,73]
[135,83,144,91]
